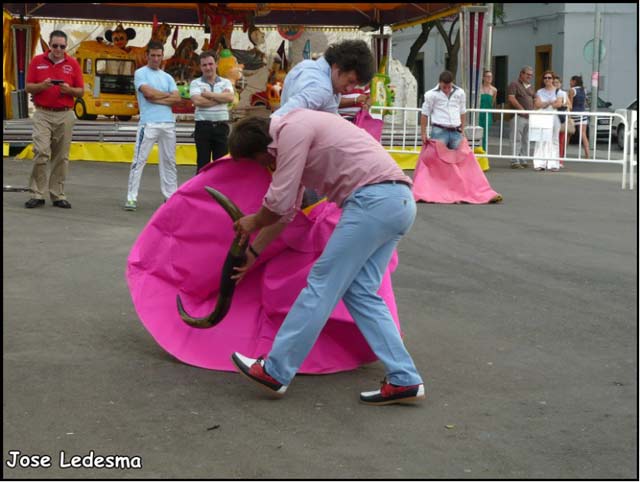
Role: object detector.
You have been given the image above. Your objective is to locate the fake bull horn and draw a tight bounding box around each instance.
[176,186,248,328]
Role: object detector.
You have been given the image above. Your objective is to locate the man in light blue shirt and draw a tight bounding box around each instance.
[273,40,375,117]
[124,41,181,211]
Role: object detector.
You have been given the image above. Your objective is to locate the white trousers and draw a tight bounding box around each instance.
[533,115,560,170]
[127,122,177,202]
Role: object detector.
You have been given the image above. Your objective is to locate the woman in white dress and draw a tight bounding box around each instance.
[533,70,564,171]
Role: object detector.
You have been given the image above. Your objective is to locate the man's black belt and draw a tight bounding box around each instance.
[35,105,71,112]
[371,180,412,188]
[196,120,229,126]
[432,123,462,132]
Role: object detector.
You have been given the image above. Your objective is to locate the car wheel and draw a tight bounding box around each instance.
[74,99,97,120]
[616,124,625,150]
[117,115,132,121]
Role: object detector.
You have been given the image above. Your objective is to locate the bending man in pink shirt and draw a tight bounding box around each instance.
[228,109,424,406]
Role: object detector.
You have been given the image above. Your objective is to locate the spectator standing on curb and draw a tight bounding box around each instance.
[24,30,84,209]
[124,41,181,211]
[507,66,536,169]
[532,70,563,172]
[189,51,235,174]
[478,70,497,152]
[568,75,591,159]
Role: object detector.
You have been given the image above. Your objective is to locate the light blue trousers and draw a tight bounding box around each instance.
[430,125,463,150]
[265,182,423,387]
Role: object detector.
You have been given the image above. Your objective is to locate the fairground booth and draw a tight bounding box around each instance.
[3,3,493,168]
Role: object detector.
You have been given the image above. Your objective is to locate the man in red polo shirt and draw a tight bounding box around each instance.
[24,30,84,209]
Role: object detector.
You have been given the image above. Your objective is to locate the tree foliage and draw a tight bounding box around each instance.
[405,3,502,80]
[405,16,460,79]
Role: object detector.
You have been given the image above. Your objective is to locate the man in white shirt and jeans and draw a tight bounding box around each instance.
[420,70,466,150]
[189,51,235,173]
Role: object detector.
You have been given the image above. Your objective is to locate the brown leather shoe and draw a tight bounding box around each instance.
[52,200,72,209]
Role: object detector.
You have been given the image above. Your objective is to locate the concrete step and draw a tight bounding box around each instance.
[4,117,420,148]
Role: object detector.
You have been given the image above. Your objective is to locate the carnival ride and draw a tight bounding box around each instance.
[4,3,466,119]
[73,40,138,121]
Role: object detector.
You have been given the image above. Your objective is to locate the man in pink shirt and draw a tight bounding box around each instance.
[228,109,424,406]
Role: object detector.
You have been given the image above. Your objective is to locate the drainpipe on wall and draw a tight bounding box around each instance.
[590,3,602,136]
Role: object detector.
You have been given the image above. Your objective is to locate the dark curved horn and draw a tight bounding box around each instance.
[204,186,245,221]
[177,186,248,328]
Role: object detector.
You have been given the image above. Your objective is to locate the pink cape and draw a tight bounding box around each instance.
[354,110,383,142]
[126,157,401,373]
[412,139,501,204]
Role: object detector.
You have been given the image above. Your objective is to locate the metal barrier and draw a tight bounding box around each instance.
[624,110,637,190]
[371,105,636,189]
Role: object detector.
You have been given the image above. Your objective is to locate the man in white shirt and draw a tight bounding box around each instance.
[189,51,235,173]
[420,70,466,150]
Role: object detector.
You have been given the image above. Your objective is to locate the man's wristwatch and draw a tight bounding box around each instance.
[248,245,260,258]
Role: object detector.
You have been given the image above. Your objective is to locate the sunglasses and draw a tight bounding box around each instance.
[543,76,553,80]
[51,44,67,50]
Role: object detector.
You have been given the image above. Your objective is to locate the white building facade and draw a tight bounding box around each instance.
[392,3,638,110]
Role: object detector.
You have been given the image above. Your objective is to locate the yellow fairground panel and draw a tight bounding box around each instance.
[16,142,419,169]
[17,143,199,166]
[387,147,420,170]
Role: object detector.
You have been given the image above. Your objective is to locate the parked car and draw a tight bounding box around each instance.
[569,93,614,144]
[586,93,613,111]
[611,99,638,150]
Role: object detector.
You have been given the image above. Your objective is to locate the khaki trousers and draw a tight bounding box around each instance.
[29,109,75,201]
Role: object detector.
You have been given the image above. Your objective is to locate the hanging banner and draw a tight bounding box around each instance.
[459,6,490,109]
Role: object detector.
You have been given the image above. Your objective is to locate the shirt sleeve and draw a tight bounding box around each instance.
[275,85,333,116]
[168,75,178,92]
[70,58,84,88]
[278,186,305,224]
[274,65,335,116]
[421,91,431,116]
[134,69,145,91]
[220,78,234,93]
[458,90,467,114]
[26,57,39,83]
[189,79,202,96]
[263,119,313,218]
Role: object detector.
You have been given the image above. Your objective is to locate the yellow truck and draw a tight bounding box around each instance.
[72,41,138,120]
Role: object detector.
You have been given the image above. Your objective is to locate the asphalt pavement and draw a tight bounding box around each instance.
[3,155,638,480]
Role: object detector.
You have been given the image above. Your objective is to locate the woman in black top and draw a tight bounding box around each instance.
[568,75,590,158]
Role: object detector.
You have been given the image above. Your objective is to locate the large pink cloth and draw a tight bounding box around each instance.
[412,139,501,204]
[354,110,384,142]
[126,157,401,373]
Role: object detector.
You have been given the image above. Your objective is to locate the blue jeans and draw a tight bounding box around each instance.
[430,126,463,150]
[265,182,423,387]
